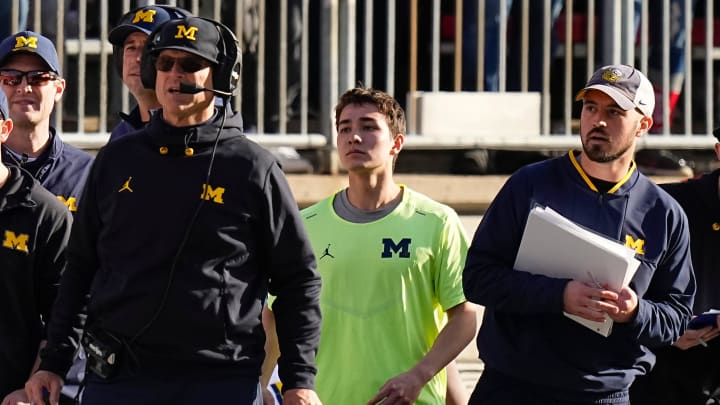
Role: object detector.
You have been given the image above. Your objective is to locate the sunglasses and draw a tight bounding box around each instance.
[0,69,58,86]
[155,56,210,73]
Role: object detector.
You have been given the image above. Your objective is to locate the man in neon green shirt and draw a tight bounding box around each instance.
[301,87,476,404]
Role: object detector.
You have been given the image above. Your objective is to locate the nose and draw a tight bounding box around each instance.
[16,79,31,93]
[348,132,361,144]
[593,120,607,128]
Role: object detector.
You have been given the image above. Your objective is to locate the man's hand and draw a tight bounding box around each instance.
[674,323,720,350]
[25,371,63,405]
[283,388,322,405]
[367,370,425,405]
[563,280,620,322]
[1,389,31,405]
[605,286,638,323]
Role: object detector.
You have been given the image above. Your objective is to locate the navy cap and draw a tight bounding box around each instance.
[109,5,190,46]
[575,64,655,117]
[149,17,220,64]
[0,91,8,120]
[0,31,62,76]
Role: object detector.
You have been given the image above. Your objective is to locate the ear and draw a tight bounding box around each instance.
[53,78,66,102]
[390,133,404,156]
[715,143,720,161]
[0,118,12,142]
[636,115,653,137]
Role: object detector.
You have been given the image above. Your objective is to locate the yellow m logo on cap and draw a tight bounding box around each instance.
[14,36,38,50]
[624,235,645,255]
[174,25,198,41]
[133,9,156,23]
[3,230,29,253]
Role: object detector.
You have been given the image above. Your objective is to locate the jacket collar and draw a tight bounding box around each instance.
[567,150,638,194]
[0,166,37,212]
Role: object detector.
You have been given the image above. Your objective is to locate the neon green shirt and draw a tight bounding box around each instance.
[302,186,469,404]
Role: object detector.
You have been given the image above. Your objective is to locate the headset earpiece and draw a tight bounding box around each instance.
[212,21,242,95]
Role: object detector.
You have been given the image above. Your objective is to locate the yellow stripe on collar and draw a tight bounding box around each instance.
[568,150,637,194]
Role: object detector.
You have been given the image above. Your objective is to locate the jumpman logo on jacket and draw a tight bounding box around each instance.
[118,176,134,193]
[319,244,335,259]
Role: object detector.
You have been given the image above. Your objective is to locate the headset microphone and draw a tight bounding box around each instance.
[178,82,233,97]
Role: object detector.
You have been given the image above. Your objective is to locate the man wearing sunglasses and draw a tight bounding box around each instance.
[0,31,93,214]
[26,16,322,405]
[107,5,191,143]
[0,90,73,405]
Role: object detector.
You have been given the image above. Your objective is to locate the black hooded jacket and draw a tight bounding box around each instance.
[40,108,321,390]
[0,166,71,397]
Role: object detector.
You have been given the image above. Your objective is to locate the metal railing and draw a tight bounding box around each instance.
[4,0,718,172]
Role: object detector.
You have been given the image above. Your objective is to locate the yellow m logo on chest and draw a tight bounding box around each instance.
[201,183,225,204]
[3,230,29,253]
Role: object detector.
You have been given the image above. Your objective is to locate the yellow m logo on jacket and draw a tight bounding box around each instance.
[57,196,78,212]
[3,230,29,253]
[624,235,645,255]
[201,184,225,204]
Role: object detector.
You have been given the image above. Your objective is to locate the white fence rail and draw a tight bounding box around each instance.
[4,0,718,172]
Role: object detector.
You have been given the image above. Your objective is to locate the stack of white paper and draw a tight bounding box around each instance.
[514,205,641,337]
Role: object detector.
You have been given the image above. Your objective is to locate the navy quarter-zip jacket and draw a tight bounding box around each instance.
[463,151,694,402]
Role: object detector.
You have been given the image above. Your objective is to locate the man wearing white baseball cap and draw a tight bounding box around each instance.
[463,64,694,404]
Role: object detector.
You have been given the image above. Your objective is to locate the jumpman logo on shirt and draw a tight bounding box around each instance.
[118,176,134,193]
[319,244,335,259]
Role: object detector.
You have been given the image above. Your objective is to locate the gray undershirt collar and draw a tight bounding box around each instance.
[332,188,402,223]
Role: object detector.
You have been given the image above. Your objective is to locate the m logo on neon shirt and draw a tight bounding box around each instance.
[381,238,411,258]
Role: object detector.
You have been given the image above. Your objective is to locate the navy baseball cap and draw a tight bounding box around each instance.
[0,91,8,120]
[0,31,62,76]
[148,17,221,64]
[575,64,655,117]
[109,5,191,46]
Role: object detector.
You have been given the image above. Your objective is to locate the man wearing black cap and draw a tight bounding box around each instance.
[0,31,93,214]
[107,4,191,143]
[463,64,695,404]
[0,90,72,405]
[630,132,720,404]
[25,16,322,405]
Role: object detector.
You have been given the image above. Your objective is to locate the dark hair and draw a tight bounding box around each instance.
[714,127,720,142]
[334,87,406,137]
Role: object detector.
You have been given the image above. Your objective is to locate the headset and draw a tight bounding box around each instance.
[140,17,242,97]
[111,5,192,76]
